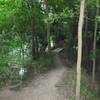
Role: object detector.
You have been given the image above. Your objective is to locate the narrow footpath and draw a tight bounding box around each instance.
[0,51,74,100]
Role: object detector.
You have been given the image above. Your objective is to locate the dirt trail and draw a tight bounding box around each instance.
[0,54,73,100]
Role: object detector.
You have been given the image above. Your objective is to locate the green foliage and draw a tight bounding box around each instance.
[31,54,54,73]
[68,78,100,100]
[0,53,54,87]
[83,32,93,39]
[80,81,100,100]
[89,48,100,60]
[46,7,74,24]
[96,33,100,41]
[0,0,100,95]
[68,79,76,88]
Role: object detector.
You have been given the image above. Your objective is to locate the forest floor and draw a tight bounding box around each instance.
[0,51,75,100]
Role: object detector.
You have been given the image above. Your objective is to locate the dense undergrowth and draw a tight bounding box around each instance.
[59,49,100,100]
[0,53,54,88]
[67,69,100,100]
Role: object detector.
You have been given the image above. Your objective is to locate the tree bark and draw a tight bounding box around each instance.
[84,9,88,70]
[31,19,36,59]
[76,0,85,100]
[35,34,39,58]
[45,0,51,50]
[92,7,99,84]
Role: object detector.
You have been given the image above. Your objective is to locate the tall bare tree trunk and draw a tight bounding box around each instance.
[76,0,85,100]
[31,18,37,59]
[84,8,88,67]
[85,9,88,33]
[45,0,51,50]
[92,7,99,84]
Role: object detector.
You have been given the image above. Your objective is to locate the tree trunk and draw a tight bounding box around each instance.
[76,0,85,100]
[35,34,39,58]
[32,19,36,59]
[45,0,51,51]
[47,23,51,50]
[85,9,88,33]
[92,7,99,84]
[84,9,88,70]
[21,41,24,61]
